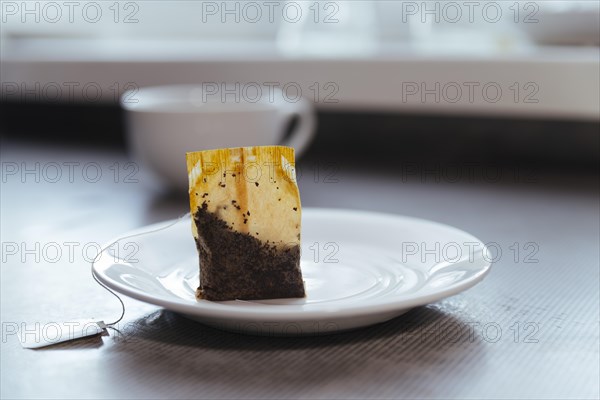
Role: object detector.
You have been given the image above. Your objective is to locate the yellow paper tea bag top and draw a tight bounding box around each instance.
[186,146,305,301]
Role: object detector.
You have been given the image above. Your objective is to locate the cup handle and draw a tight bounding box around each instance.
[277,96,316,157]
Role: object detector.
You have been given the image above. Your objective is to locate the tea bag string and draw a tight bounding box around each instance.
[91,213,191,326]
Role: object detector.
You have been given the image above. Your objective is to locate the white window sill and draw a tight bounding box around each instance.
[2,38,599,121]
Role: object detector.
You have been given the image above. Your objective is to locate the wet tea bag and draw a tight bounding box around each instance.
[186,146,305,301]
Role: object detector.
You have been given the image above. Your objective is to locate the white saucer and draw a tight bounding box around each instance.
[92,208,492,336]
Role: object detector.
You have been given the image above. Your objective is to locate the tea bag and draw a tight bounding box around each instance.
[186,146,305,301]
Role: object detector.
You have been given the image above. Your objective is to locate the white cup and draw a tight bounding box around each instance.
[121,84,316,190]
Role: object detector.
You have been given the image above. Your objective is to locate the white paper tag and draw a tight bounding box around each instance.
[18,319,107,349]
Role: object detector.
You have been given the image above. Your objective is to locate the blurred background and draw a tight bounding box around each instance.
[2,0,599,164]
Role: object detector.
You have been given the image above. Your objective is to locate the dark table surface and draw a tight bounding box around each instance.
[1,139,598,399]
